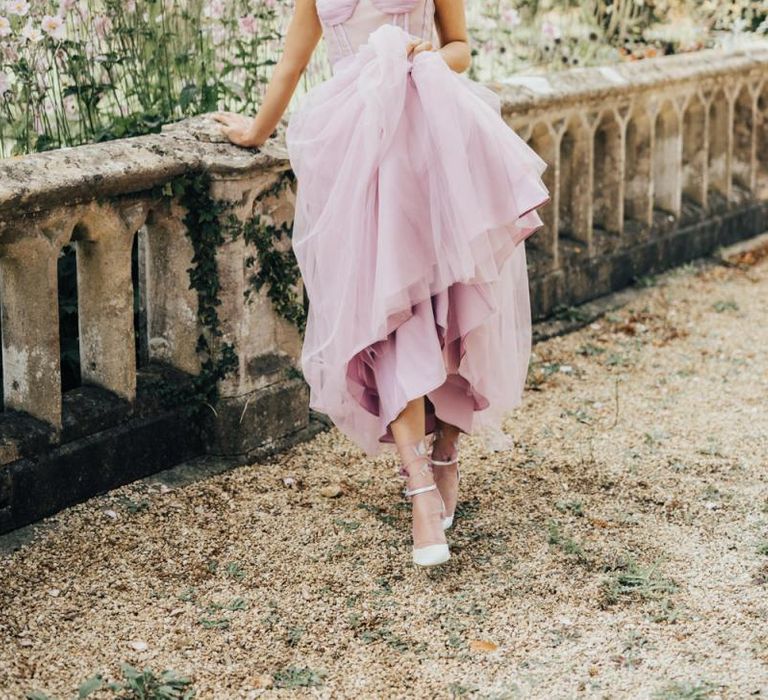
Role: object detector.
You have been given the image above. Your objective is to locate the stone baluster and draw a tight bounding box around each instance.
[72,201,147,401]
[559,113,595,254]
[624,104,654,226]
[651,98,684,217]
[682,90,709,209]
[594,105,627,235]
[142,201,201,375]
[0,227,65,429]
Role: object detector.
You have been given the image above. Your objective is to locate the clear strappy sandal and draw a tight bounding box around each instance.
[398,438,451,567]
[429,426,461,530]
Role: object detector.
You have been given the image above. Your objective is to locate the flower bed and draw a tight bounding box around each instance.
[1,0,767,157]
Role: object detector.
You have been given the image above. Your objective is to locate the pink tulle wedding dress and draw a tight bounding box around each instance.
[285,0,551,456]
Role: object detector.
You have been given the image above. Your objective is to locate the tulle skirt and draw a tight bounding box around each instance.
[285,23,551,456]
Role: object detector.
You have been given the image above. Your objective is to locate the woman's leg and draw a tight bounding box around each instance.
[431,416,461,520]
[390,396,448,551]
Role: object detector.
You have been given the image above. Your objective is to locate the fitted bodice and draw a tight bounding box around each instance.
[317,0,435,69]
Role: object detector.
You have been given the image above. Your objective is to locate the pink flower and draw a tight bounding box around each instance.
[125,0,137,13]
[58,0,77,15]
[204,0,225,20]
[0,16,11,37]
[41,14,66,40]
[238,15,258,35]
[93,14,112,40]
[20,21,42,42]
[502,8,521,28]
[541,21,561,41]
[6,1,30,17]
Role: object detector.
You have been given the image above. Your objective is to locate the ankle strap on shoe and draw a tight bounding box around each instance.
[403,483,437,498]
[430,456,458,466]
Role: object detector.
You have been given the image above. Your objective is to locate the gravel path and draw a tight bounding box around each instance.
[2,251,767,700]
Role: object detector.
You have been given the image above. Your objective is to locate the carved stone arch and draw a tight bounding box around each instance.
[682,91,708,208]
[707,86,731,205]
[593,108,624,234]
[526,120,558,267]
[558,113,593,252]
[732,82,757,195]
[624,105,653,226]
[653,99,682,216]
[758,82,768,198]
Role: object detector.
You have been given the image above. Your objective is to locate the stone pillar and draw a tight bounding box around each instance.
[559,114,595,253]
[682,91,709,208]
[652,99,683,217]
[732,82,759,194]
[593,107,626,234]
[707,87,733,203]
[625,106,654,226]
[143,202,201,375]
[525,119,560,269]
[202,167,309,458]
[0,232,62,429]
[73,202,144,401]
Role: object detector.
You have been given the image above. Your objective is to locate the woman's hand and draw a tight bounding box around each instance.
[406,38,434,57]
[213,112,264,148]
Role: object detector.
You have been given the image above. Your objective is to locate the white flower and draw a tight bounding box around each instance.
[0,71,10,95]
[204,0,225,20]
[0,16,11,37]
[541,20,561,41]
[20,21,42,42]
[502,8,521,28]
[58,0,77,15]
[6,0,30,17]
[41,14,66,40]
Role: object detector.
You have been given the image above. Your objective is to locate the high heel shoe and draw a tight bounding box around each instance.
[398,438,450,567]
[429,427,461,530]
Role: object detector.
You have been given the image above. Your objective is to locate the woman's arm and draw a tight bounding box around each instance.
[214,0,323,148]
[428,0,472,73]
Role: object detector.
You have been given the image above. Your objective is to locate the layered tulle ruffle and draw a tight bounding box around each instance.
[285,23,550,456]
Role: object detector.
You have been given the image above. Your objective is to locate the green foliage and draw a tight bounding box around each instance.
[239,171,307,333]
[160,171,240,417]
[26,664,195,700]
[272,666,326,689]
[110,663,195,700]
[601,556,677,607]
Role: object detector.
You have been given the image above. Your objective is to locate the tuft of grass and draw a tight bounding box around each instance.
[652,680,720,699]
[199,617,230,630]
[28,665,195,700]
[272,666,325,689]
[555,500,585,517]
[601,556,677,607]
[333,518,361,532]
[357,502,397,527]
[117,496,150,514]
[756,541,768,556]
[548,521,589,564]
[225,562,245,580]
[577,342,606,356]
[712,299,739,313]
[115,664,195,699]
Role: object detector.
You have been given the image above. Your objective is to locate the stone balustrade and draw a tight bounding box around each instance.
[495,46,768,314]
[1,45,767,533]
